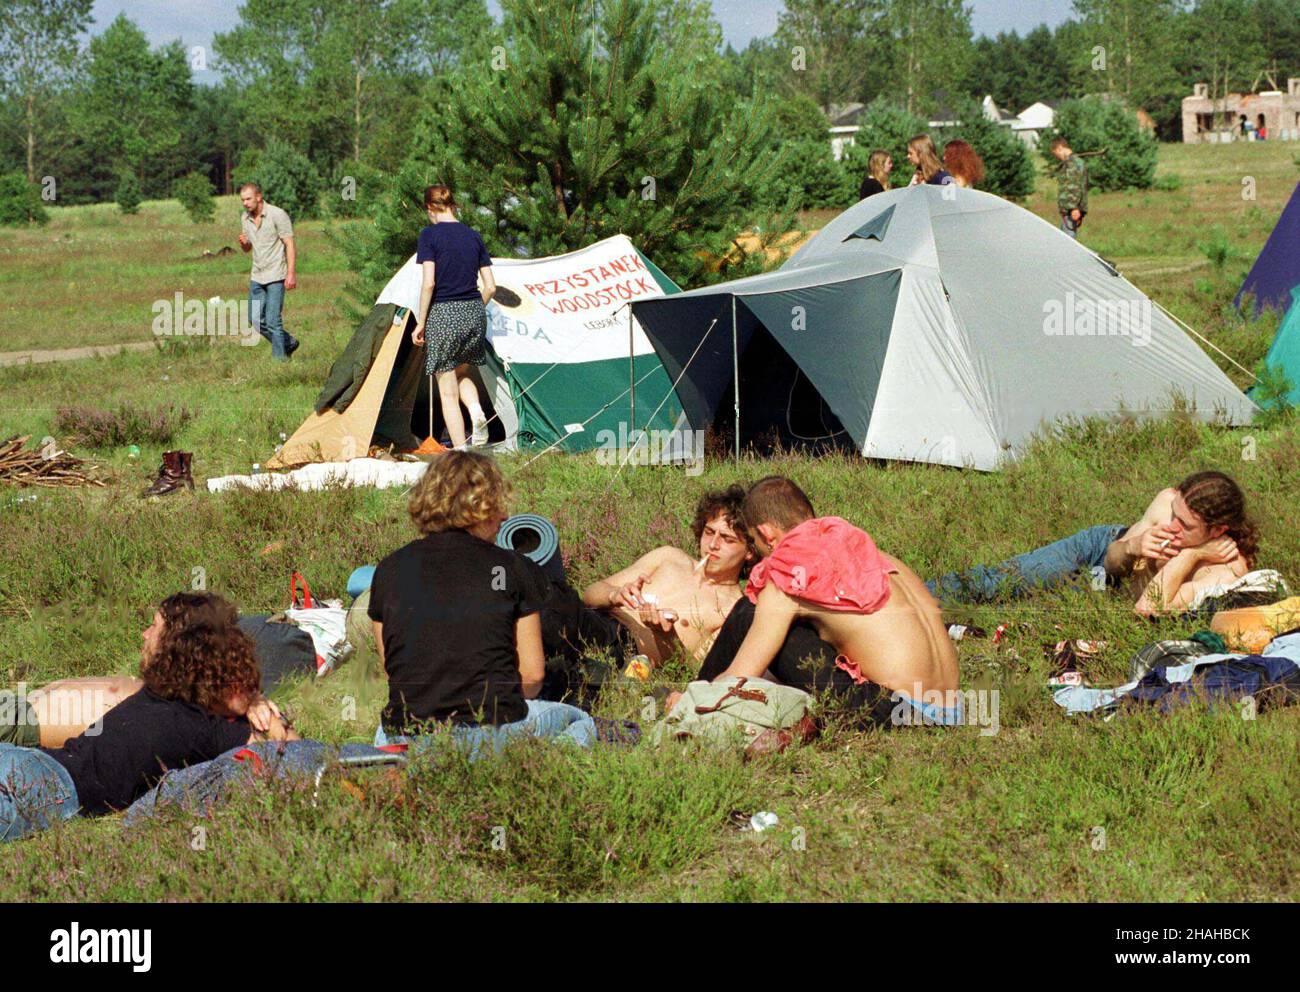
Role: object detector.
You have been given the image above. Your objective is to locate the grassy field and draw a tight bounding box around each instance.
[0,143,1297,902]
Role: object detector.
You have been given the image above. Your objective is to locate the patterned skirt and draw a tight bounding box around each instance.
[424,298,487,375]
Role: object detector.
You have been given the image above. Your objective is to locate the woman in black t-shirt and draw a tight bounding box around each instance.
[410,184,497,450]
[1,592,295,841]
[858,150,893,200]
[368,451,595,752]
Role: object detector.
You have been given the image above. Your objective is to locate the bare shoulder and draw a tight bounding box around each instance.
[647,545,695,572]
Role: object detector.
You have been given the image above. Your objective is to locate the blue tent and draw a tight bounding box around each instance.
[1236,182,1300,316]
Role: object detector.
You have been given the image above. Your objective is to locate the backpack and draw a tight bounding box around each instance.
[649,677,818,751]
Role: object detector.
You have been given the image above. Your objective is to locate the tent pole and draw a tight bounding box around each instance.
[628,304,636,446]
[428,374,434,444]
[731,295,740,465]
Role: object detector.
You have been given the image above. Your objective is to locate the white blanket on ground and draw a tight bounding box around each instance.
[206,458,428,493]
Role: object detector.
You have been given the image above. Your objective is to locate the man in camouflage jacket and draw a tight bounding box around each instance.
[1051,136,1089,239]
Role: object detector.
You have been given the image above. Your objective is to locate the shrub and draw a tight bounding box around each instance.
[1153,173,1183,192]
[237,140,323,220]
[1038,95,1158,192]
[786,140,851,209]
[54,403,195,449]
[115,172,143,215]
[0,172,49,226]
[172,171,216,224]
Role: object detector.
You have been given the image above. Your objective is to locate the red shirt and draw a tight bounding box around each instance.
[745,516,895,613]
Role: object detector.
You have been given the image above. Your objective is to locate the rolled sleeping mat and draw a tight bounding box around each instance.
[347,565,376,600]
[496,513,565,582]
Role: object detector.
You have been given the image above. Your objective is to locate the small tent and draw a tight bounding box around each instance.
[270,235,684,468]
[1257,285,1300,407]
[1236,182,1300,316]
[631,185,1256,471]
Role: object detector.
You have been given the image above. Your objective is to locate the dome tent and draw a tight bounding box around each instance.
[632,185,1256,470]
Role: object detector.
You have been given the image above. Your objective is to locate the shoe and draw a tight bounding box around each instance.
[142,450,192,497]
[285,337,300,358]
[178,451,195,491]
[470,415,489,447]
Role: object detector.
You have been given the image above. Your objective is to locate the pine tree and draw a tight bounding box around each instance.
[343,0,794,304]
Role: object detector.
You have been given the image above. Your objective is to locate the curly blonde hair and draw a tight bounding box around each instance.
[408,451,510,535]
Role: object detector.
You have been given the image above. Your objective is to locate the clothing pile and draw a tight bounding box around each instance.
[1053,632,1300,716]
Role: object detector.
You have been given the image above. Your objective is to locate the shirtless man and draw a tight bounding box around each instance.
[1108,472,1259,616]
[927,470,1260,616]
[581,486,755,666]
[690,477,960,728]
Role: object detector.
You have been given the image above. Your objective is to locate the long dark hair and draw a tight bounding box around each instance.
[1177,471,1259,564]
[142,592,260,713]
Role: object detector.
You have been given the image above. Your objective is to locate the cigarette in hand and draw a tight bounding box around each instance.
[1159,539,1171,550]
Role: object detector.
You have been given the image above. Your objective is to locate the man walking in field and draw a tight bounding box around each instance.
[1051,136,1088,239]
[237,182,300,360]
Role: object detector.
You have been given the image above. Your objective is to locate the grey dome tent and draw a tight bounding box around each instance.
[632,186,1256,470]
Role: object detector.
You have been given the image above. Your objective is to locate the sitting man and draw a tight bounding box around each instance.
[691,476,960,728]
[580,486,755,667]
[927,470,1263,616]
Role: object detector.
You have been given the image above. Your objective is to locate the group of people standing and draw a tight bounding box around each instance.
[857,133,986,198]
[856,132,1090,239]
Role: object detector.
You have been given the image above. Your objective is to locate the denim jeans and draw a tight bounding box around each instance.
[0,743,79,842]
[375,699,597,760]
[249,280,298,359]
[926,524,1126,603]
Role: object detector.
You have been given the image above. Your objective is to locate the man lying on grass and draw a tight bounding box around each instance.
[680,476,961,728]
[1,592,296,842]
[579,486,755,667]
[2,605,287,750]
[926,470,1262,616]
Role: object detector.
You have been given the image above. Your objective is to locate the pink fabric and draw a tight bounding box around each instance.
[745,516,894,613]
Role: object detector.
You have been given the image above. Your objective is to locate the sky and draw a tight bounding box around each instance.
[89,0,1079,83]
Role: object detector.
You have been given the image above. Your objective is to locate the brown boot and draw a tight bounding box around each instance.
[178,451,195,491]
[142,451,187,497]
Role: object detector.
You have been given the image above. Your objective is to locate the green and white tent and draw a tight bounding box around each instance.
[271,235,684,467]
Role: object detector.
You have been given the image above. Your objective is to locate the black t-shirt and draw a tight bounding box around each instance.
[859,176,885,200]
[416,222,492,303]
[44,688,251,816]
[368,530,548,730]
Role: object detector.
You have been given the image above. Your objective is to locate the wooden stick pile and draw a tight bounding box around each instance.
[0,435,106,488]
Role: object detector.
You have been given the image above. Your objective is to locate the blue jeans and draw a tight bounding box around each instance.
[375,699,597,760]
[249,280,298,359]
[926,524,1126,603]
[0,744,79,842]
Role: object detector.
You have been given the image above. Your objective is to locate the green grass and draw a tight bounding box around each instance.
[0,143,1298,901]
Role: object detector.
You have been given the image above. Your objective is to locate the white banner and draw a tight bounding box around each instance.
[376,234,669,366]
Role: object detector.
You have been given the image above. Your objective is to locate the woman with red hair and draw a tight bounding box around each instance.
[942,139,985,189]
